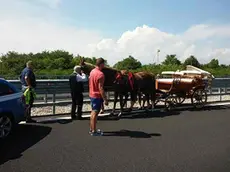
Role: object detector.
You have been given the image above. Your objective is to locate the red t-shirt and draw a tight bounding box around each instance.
[89,67,105,98]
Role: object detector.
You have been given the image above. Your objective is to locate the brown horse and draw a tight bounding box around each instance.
[115,70,156,110]
[79,57,156,115]
[79,57,133,115]
[136,72,156,109]
[118,70,154,109]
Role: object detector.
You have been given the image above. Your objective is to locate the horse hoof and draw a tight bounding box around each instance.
[110,112,115,116]
[127,108,132,112]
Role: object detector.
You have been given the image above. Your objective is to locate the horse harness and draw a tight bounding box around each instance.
[115,71,135,90]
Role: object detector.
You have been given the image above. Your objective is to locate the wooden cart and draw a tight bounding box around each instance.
[155,66,214,110]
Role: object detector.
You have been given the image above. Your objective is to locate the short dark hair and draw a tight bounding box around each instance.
[96,58,105,67]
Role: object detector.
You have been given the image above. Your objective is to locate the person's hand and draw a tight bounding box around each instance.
[104,99,109,106]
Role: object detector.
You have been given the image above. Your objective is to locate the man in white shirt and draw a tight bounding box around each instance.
[69,66,88,120]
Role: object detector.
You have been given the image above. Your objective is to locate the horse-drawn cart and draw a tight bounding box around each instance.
[155,65,214,110]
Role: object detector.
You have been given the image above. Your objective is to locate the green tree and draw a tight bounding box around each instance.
[220,64,227,68]
[183,55,200,67]
[113,56,142,70]
[49,50,73,69]
[162,54,181,66]
[207,59,219,68]
[1,50,230,78]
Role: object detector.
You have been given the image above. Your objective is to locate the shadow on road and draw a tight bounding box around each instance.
[103,130,161,138]
[39,119,74,124]
[188,105,230,112]
[122,110,181,119]
[92,109,181,121]
[98,104,230,120]
[0,124,52,165]
[97,110,181,121]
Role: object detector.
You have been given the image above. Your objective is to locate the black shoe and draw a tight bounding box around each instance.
[26,119,37,123]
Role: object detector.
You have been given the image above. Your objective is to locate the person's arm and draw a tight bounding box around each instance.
[76,73,88,82]
[25,70,32,88]
[98,74,107,101]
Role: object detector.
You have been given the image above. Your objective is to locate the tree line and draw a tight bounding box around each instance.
[0,50,229,79]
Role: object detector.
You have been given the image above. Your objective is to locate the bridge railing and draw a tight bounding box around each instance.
[8,78,230,115]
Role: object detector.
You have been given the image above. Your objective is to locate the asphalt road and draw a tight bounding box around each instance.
[1,106,230,172]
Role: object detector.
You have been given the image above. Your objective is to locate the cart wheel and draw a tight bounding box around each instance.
[154,99,159,107]
[164,96,176,111]
[176,97,185,105]
[191,88,207,109]
[173,95,186,105]
[165,101,173,111]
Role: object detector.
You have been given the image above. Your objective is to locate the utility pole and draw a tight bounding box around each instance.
[153,49,160,64]
[156,49,160,64]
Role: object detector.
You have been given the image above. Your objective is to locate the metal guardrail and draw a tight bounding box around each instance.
[8,78,230,115]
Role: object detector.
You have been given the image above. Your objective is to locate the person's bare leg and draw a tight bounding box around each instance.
[90,110,98,132]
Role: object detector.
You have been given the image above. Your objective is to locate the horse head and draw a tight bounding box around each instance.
[78,57,95,75]
[79,57,120,90]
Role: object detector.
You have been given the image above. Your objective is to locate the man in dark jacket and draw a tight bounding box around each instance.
[20,60,37,123]
[69,65,88,120]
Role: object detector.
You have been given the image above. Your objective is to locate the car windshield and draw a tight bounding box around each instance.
[7,81,20,93]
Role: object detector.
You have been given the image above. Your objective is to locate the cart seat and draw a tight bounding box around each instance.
[157,78,194,83]
[156,78,194,90]
[158,89,170,93]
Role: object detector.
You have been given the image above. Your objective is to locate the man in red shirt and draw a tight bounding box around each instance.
[89,58,108,136]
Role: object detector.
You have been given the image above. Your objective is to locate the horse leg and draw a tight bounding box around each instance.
[129,92,136,112]
[118,94,124,117]
[146,94,152,109]
[112,91,118,115]
[151,79,156,110]
[122,93,129,108]
[150,92,156,110]
[138,92,143,109]
[143,93,149,109]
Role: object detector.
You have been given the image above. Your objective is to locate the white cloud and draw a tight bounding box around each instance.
[0,0,230,66]
[91,24,230,65]
[0,17,102,57]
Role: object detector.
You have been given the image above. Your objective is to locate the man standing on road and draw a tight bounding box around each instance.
[20,61,37,123]
[69,65,88,120]
[89,58,108,136]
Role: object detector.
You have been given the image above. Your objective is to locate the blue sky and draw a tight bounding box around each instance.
[58,0,230,37]
[1,0,230,64]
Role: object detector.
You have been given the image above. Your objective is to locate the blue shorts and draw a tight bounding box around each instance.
[90,97,104,112]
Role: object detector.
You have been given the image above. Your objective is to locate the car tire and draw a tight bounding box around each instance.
[0,113,14,140]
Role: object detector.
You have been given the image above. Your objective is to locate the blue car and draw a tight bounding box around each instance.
[0,78,26,139]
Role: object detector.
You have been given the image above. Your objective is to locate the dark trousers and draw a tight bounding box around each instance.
[27,91,34,120]
[71,92,83,118]
[22,87,34,120]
